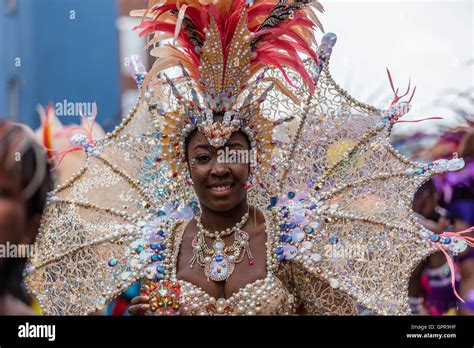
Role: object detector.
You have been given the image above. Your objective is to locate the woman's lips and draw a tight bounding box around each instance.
[208,183,234,196]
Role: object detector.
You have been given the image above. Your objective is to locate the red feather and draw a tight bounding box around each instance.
[254,51,297,88]
[248,3,274,20]
[256,50,314,93]
[134,0,322,96]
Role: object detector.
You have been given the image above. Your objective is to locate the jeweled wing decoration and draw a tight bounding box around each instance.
[269,33,466,314]
[24,32,467,316]
[24,95,199,314]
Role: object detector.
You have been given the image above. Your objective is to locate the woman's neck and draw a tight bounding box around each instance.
[199,199,249,232]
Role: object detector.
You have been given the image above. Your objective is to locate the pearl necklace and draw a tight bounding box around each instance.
[190,207,254,282]
[195,209,249,238]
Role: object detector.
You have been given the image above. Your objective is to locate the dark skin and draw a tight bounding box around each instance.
[408,187,449,308]
[129,131,267,315]
[410,185,474,315]
[455,220,474,315]
[0,162,39,315]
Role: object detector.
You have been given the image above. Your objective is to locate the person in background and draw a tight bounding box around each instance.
[0,120,53,315]
[435,131,474,315]
[410,180,458,315]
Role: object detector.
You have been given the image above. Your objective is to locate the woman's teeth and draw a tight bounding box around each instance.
[210,185,231,192]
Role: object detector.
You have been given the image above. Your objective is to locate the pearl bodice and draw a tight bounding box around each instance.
[143,212,296,315]
[177,275,295,315]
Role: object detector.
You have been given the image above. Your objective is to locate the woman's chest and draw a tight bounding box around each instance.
[175,222,268,299]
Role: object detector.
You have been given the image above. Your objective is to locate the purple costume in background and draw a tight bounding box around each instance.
[431,157,474,313]
[435,157,474,226]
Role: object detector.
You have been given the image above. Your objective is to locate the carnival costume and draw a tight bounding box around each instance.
[25,0,473,315]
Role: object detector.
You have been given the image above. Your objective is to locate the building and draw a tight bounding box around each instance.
[0,0,121,130]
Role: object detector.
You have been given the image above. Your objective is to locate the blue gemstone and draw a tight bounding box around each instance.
[329,236,339,244]
[280,234,288,242]
[191,117,200,125]
[156,272,164,280]
[158,229,166,237]
[288,223,296,229]
[431,234,440,242]
[136,246,144,253]
[156,265,165,273]
[275,246,284,254]
[285,235,293,243]
[443,237,452,245]
[108,259,118,267]
[415,168,425,175]
[280,224,288,231]
[150,243,160,250]
[190,200,199,208]
[215,255,223,262]
[288,192,296,199]
[270,196,278,206]
[158,210,166,217]
[305,226,314,234]
[283,212,290,218]
[383,117,390,122]
[157,254,165,261]
[193,207,201,215]
[277,254,285,261]
[151,254,160,262]
[159,244,166,251]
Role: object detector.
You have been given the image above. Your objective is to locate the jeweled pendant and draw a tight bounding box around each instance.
[204,252,235,282]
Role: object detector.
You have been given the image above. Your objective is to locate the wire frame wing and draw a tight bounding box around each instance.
[24,101,187,315]
[272,51,450,315]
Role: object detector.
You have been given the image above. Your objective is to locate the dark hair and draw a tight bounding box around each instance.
[184,128,199,162]
[414,179,436,200]
[0,121,54,305]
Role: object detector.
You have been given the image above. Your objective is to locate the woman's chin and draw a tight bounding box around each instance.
[203,196,243,212]
[205,200,237,212]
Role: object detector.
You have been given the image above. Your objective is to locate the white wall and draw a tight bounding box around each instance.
[317,0,474,135]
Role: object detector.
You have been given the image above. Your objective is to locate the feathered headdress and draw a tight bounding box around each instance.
[134,0,323,98]
[129,0,324,184]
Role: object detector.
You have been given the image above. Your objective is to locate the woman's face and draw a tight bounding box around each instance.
[186,131,250,212]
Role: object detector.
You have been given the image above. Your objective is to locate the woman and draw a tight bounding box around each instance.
[0,121,53,315]
[129,125,301,315]
[24,0,472,316]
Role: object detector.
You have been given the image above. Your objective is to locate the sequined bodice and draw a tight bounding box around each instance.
[178,275,295,315]
[144,213,296,315]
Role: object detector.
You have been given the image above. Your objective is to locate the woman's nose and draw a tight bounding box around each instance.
[210,160,230,176]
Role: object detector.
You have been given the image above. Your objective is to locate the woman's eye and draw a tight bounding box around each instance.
[196,155,211,162]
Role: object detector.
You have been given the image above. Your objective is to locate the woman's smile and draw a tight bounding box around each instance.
[208,181,235,196]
